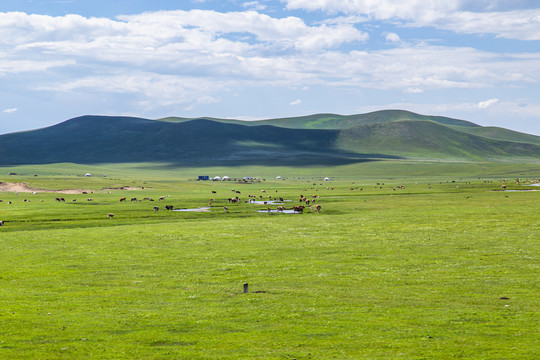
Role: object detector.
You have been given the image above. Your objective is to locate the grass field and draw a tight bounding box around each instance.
[0,161,538,359]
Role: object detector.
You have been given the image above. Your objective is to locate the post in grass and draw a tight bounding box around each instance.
[243,283,249,294]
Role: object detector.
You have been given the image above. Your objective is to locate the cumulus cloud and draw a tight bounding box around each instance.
[477,98,500,109]
[1,9,539,115]
[289,99,302,105]
[3,108,18,113]
[384,32,401,42]
[242,1,267,11]
[283,0,540,40]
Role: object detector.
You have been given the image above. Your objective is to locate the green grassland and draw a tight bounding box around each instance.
[0,162,538,359]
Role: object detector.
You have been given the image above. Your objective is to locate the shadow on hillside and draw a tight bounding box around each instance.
[134,152,402,168]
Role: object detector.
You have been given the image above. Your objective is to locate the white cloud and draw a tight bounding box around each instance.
[384,32,401,42]
[38,73,227,110]
[3,108,17,113]
[477,98,500,109]
[283,0,540,40]
[1,9,539,120]
[290,99,302,105]
[242,1,267,11]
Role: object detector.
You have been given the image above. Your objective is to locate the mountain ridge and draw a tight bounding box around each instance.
[1,110,539,166]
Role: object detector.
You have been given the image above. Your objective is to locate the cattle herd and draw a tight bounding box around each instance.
[108,189,323,218]
[0,187,324,226]
[4,177,534,226]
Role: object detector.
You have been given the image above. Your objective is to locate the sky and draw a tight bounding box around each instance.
[1,1,539,135]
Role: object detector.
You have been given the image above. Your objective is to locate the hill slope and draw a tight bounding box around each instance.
[0,116,378,166]
[160,110,480,130]
[337,120,540,160]
[1,112,539,166]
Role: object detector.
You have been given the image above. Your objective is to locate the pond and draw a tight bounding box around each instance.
[173,207,211,212]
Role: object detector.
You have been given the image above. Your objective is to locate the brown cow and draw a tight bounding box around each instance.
[293,205,305,213]
[108,213,114,219]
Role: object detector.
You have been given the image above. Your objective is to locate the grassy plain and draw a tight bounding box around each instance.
[0,161,538,359]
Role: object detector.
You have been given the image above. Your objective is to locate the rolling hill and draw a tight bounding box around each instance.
[1,111,539,166]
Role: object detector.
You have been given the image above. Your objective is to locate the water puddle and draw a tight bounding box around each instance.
[257,209,298,214]
[174,207,211,212]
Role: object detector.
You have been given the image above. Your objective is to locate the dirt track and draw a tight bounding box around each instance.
[0,182,88,194]
[0,182,144,194]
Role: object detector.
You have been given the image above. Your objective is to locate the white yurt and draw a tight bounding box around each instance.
[276,176,282,180]
[213,176,222,181]
[222,176,230,181]
[324,177,330,181]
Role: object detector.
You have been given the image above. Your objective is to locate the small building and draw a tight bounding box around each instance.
[222,176,230,181]
[85,173,92,177]
[276,176,282,180]
[324,177,330,181]
[198,175,210,181]
[213,176,222,181]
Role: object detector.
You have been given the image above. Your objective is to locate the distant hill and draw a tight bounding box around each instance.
[160,110,480,129]
[1,111,539,166]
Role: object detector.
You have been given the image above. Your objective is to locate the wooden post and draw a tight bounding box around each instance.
[243,283,249,294]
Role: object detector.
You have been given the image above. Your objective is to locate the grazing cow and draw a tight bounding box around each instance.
[165,205,174,210]
[154,206,159,212]
[293,205,305,213]
[159,196,165,201]
[0,220,3,226]
[8,201,12,205]
[224,206,229,212]
[72,199,77,202]
[276,206,285,212]
[212,191,217,194]
[120,197,127,202]
[315,204,321,213]
[108,213,114,219]
[87,198,93,201]
[501,185,507,189]
[131,197,137,202]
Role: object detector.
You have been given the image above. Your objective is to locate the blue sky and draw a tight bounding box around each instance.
[1,0,539,135]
